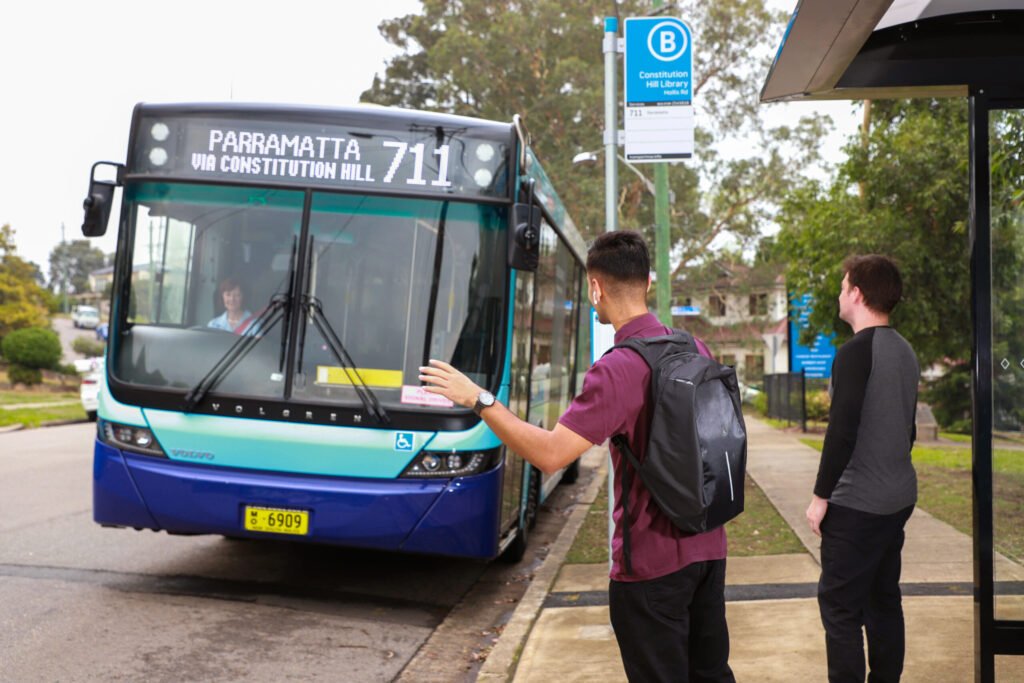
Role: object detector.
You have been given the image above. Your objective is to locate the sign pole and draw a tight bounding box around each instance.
[604,17,619,233]
[602,16,620,573]
[654,164,671,325]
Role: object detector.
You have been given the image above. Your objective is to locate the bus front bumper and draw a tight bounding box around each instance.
[93,440,504,559]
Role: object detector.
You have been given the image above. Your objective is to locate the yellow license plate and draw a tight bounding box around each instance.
[243,506,310,536]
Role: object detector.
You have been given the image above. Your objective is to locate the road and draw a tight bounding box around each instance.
[53,316,101,362]
[0,423,592,682]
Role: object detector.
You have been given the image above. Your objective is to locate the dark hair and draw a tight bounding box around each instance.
[586,230,650,285]
[217,277,245,298]
[843,254,902,314]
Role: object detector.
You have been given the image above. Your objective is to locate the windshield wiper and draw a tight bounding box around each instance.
[182,294,289,413]
[303,294,390,425]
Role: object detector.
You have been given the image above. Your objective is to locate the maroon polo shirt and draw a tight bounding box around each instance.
[559,313,728,582]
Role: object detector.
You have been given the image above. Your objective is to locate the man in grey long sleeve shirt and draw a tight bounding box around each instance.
[806,255,919,683]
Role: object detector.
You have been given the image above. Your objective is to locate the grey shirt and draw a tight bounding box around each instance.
[814,326,920,515]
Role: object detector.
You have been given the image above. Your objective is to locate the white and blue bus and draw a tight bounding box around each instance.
[81,103,591,561]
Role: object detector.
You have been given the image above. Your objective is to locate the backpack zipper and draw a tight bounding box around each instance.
[724,451,735,501]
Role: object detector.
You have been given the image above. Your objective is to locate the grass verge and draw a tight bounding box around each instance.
[0,390,79,405]
[565,473,805,564]
[799,436,1024,564]
[0,403,87,428]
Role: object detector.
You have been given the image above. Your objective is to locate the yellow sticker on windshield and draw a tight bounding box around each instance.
[316,366,403,388]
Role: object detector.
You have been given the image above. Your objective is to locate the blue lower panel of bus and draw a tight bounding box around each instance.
[93,440,503,559]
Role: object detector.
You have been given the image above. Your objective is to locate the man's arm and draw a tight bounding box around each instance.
[814,333,873,498]
[419,360,593,474]
[806,331,873,535]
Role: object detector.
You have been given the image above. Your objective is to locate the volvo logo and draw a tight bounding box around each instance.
[171,449,215,461]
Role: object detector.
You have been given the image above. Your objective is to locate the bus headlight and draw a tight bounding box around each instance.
[400,447,502,478]
[99,419,167,458]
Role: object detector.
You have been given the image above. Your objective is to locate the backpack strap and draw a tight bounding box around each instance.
[611,434,638,575]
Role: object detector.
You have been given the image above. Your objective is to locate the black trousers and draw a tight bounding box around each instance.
[609,559,734,683]
[818,503,915,683]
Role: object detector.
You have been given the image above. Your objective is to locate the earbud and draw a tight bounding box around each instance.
[592,294,599,306]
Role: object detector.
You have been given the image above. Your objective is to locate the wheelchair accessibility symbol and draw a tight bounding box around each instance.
[394,432,415,451]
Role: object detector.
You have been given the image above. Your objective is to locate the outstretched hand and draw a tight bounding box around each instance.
[419,360,483,409]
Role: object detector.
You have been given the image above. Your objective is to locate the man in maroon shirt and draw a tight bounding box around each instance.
[420,231,734,682]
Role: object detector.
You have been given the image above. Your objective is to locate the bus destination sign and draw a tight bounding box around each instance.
[131,115,510,200]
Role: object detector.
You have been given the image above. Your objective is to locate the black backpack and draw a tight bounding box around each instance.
[606,332,747,574]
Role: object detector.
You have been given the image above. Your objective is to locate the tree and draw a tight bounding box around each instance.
[776,99,976,368]
[48,239,106,296]
[0,224,50,341]
[362,0,830,268]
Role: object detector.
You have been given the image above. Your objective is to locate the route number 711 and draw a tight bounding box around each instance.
[382,142,452,187]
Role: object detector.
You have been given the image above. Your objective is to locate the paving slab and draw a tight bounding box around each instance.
[512,597,1024,683]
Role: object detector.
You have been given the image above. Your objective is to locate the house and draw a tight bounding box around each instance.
[667,260,789,385]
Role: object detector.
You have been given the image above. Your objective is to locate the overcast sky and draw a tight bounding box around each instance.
[1,0,857,276]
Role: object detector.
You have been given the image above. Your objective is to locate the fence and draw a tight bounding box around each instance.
[764,370,806,431]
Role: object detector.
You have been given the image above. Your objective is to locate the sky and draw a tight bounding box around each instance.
[1,0,859,277]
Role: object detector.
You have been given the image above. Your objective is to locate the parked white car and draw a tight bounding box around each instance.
[80,360,104,422]
[72,305,100,329]
[73,356,103,374]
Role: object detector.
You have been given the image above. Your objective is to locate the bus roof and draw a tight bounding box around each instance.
[761,1,1024,102]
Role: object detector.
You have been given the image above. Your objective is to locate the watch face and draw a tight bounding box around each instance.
[479,391,495,406]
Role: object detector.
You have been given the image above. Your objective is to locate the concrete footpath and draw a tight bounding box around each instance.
[478,416,1024,682]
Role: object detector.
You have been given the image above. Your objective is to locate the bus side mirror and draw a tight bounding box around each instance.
[82,162,124,237]
[509,202,541,271]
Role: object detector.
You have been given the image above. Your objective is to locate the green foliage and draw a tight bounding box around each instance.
[805,389,831,422]
[48,239,105,296]
[363,0,830,268]
[2,327,62,370]
[749,391,767,414]
[777,99,975,367]
[0,224,50,339]
[71,337,105,357]
[55,362,79,376]
[7,363,42,386]
[923,362,971,433]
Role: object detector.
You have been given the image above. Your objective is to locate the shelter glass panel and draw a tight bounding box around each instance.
[989,108,1024,621]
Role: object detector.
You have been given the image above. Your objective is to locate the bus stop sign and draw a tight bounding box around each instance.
[624,17,693,105]
[623,17,695,162]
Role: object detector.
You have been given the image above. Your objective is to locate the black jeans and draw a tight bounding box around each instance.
[818,503,915,683]
[609,559,734,683]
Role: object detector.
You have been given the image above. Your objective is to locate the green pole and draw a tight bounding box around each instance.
[654,164,671,325]
[652,0,672,327]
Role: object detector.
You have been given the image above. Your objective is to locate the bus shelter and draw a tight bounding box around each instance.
[761,2,1024,680]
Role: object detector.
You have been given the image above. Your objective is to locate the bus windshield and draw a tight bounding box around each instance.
[115,182,507,410]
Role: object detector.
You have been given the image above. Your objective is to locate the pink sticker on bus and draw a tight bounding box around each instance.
[401,385,455,408]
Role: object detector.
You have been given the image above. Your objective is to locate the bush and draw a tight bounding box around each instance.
[2,327,61,370]
[924,362,972,433]
[806,389,831,422]
[7,363,42,386]
[749,392,768,415]
[72,337,105,357]
[55,362,79,376]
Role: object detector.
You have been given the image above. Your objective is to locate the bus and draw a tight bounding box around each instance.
[80,103,591,562]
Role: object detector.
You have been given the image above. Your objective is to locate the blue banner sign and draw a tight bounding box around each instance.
[789,294,836,379]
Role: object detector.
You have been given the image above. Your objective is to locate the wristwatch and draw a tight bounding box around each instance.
[473,390,496,416]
